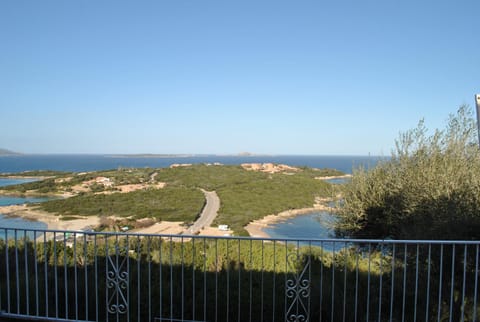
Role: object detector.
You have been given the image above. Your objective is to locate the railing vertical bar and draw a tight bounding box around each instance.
[159,236,163,321]
[34,231,38,316]
[249,239,253,322]
[147,236,152,322]
[261,240,264,322]
[460,244,467,322]
[192,237,196,321]
[226,238,230,322]
[15,229,19,314]
[215,238,218,322]
[297,241,300,321]
[115,234,119,322]
[378,243,384,322]
[343,242,347,322]
[401,244,407,322]
[320,241,324,322]
[63,232,68,319]
[284,241,288,322]
[0,229,3,313]
[5,229,10,313]
[24,231,29,316]
[170,236,174,322]
[105,234,109,322]
[181,237,184,322]
[44,232,49,318]
[94,234,98,322]
[74,235,78,321]
[309,241,313,322]
[389,243,396,322]
[366,243,371,322]
[437,244,444,322]
[354,246,359,322]
[126,235,130,322]
[331,242,335,322]
[147,236,152,321]
[449,244,456,322]
[473,244,479,322]
[54,232,58,318]
[272,241,276,322]
[83,234,88,321]
[203,237,207,322]
[137,235,140,322]
[425,244,432,322]
[238,238,241,322]
[414,244,419,322]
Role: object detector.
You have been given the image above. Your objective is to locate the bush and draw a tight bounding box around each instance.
[336,105,480,240]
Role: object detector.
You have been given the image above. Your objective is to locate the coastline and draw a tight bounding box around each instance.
[0,204,100,231]
[244,202,336,238]
[315,174,352,180]
[0,204,233,237]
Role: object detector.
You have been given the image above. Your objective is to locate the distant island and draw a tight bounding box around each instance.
[107,153,197,158]
[0,148,21,156]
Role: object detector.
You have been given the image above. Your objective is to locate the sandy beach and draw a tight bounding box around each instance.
[315,174,352,180]
[0,204,233,237]
[0,204,100,231]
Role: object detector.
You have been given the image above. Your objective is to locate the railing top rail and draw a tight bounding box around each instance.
[1,226,480,244]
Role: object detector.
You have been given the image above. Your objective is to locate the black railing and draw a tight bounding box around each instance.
[0,227,479,322]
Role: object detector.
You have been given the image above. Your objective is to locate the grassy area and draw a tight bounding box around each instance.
[216,173,333,233]
[149,164,337,233]
[40,186,205,222]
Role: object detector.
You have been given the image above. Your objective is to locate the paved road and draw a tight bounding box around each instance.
[188,189,220,234]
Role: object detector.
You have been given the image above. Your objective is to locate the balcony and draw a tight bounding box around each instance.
[0,227,479,322]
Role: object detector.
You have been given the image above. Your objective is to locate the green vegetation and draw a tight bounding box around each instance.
[0,170,69,177]
[40,186,205,222]
[153,164,336,233]
[216,172,332,233]
[0,164,341,234]
[2,178,59,193]
[336,105,480,240]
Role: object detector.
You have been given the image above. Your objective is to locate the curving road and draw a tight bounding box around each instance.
[188,189,220,234]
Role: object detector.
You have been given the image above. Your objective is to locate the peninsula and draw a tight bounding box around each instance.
[0,163,344,236]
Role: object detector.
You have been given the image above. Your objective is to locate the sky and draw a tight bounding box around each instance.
[1,1,479,155]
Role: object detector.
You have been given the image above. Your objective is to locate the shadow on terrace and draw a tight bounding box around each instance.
[0,229,479,321]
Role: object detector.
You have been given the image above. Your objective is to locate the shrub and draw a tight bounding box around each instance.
[336,105,480,240]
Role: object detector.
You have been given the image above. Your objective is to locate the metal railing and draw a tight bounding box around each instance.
[0,227,479,322]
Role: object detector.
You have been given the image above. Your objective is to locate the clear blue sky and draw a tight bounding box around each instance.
[1,1,478,155]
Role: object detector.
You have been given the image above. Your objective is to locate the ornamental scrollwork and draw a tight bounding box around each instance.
[285,251,311,322]
[107,243,129,315]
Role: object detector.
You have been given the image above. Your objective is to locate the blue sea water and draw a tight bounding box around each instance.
[0,178,49,235]
[264,211,337,239]
[0,154,382,174]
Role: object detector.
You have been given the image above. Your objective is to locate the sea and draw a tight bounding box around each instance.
[0,155,382,239]
[0,154,382,174]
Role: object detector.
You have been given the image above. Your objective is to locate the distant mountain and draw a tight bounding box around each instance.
[0,148,21,156]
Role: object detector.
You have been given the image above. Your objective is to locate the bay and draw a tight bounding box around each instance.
[0,178,50,234]
[263,211,346,250]
[264,211,337,240]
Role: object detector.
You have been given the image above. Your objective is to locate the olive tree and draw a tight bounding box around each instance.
[336,105,480,240]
